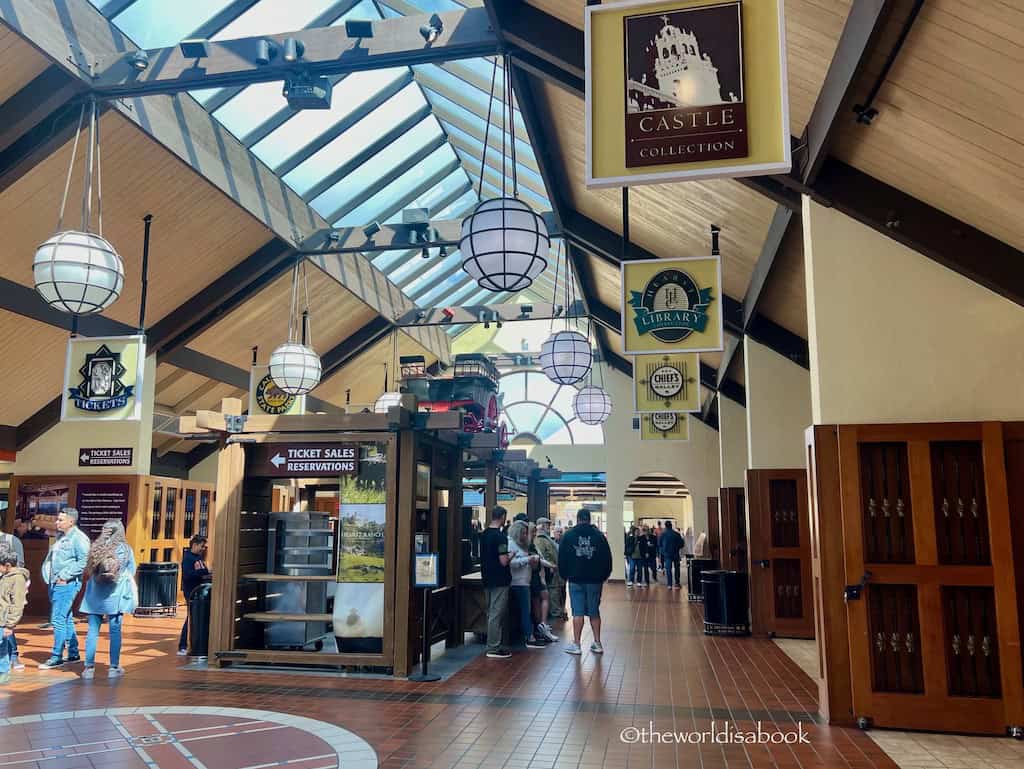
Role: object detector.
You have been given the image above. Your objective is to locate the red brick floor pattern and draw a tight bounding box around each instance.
[0,586,899,769]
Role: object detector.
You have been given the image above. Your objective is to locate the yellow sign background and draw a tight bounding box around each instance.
[586,0,790,187]
[62,335,145,421]
[633,353,701,412]
[621,256,724,354]
[640,412,690,441]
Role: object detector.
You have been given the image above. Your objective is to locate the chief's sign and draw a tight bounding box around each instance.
[61,335,145,422]
[586,0,790,188]
[621,256,723,354]
[634,353,700,412]
[640,411,690,441]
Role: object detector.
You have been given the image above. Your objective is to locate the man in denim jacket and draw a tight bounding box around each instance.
[39,508,90,669]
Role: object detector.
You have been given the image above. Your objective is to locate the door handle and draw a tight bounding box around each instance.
[757,559,770,569]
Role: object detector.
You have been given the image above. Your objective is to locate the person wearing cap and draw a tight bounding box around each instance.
[535,518,565,620]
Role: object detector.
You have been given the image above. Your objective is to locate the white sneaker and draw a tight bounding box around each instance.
[176,649,188,657]
[107,667,125,679]
[590,642,604,654]
[565,643,582,656]
[81,666,95,680]
[540,624,559,643]
[626,581,633,587]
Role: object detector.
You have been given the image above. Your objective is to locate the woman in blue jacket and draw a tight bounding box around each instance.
[79,520,137,679]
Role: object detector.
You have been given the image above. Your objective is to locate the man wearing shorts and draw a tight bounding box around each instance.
[557,509,612,656]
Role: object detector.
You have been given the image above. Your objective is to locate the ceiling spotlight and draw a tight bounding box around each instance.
[283,37,305,63]
[345,19,374,38]
[255,39,277,65]
[127,50,149,71]
[179,39,210,59]
[419,14,443,43]
[421,246,430,259]
[362,221,381,239]
[438,244,448,258]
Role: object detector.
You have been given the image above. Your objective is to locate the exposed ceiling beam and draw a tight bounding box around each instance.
[91,8,500,99]
[320,315,393,382]
[741,206,793,331]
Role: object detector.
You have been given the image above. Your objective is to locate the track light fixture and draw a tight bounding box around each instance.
[127,50,149,71]
[421,246,430,259]
[438,244,448,258]
[255,39,277,65]
[345,19,374,38]
[283,38,305,63]
[419,14,443,43]
[179,39,210,59]
[362,221,381,239]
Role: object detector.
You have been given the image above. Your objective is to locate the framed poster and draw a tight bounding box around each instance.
[414,553,439,588]
[622,256,723,354]
[640,412,690,441]
[61,334,146,421]
[633,353,701,412]
[586,0,790,188]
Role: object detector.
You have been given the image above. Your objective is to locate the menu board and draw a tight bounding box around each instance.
[75,483,130,539]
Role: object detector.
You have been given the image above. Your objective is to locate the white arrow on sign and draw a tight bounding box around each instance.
[270,453,286,468]
[80,452,90,463]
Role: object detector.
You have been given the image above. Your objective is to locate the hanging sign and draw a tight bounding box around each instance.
[640,411,690,441]
[61,335,145,421]
[633,353,700,412]
[585,0,790,188]
[248,443,358,477]
[621,256,723,353]
[248,365,305,416]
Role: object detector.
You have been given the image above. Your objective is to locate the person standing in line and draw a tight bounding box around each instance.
[0,526,25,671]
[178,535,211,656]
[558,509,612,656]
[660,521,685,589]
[79,521,137,679]
[39,509,90,669]
[625,526,643,588]
[508,521,543,647]
[535,518,565,621]
[480,506,513,659]
[655,521,665,574]
[527,522,558,643]
[639,525,656,587]
[0,548,29,684]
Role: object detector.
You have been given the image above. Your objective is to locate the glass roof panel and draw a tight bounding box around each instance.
[112,0,237,48]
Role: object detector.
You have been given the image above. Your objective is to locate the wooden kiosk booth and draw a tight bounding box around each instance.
[181,396,512,676]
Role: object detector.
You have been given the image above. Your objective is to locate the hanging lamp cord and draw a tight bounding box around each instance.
[478,57,499,199]
[56,103,86,232]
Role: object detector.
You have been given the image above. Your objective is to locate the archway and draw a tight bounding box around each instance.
[623,472,692,534]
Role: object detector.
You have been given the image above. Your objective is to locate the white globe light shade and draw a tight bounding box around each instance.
[460,197,549,292]
[268,342,321,396]
[374,392,403,414]
[573,385,612,426]
[33,230,124,315]
[539,330,592,386]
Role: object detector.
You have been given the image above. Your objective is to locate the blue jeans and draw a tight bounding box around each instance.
[511,586,533,643]
[85,614,123,668]
[665,558,682,587]
[0,634,13,675]
[49,581,81,659]
[628,558,646,584]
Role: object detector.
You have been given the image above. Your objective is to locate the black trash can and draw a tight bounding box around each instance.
[701,570,750,636]
[187,583,213,658]
[135,562,179,617]
[687,558,719,602]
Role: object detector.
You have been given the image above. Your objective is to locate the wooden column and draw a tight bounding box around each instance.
[393,429,416,677]
[208,399,245,661]
[484,460,498,512]
[526,471,547,521]
[806,425,854,726]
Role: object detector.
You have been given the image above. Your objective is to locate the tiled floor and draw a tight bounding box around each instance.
[773,639,1024,769]
[0,587,908,769]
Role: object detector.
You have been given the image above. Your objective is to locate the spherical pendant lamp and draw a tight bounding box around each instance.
[33,230,124,315]
[374,392,403,414]
[539,329,592,385]
[460,197,549,292]
[269,342,321,396]
[573,385,612,426]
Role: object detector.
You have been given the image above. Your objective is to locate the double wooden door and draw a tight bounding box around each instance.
[746,469,814,638]
[838,422,1023,734]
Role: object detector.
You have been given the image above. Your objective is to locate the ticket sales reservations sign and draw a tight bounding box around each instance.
[248,443,358,478]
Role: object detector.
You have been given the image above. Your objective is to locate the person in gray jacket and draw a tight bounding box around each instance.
[507,520,542,647]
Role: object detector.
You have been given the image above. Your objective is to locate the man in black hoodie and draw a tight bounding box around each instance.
[659,521,685,589]
[557,509,612,656]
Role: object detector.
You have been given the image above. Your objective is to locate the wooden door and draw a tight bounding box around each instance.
[706,496,721,561]
[839,423,1022,734]
[747,469,814,638]
[141,478,183,564]
[718,487,746,571]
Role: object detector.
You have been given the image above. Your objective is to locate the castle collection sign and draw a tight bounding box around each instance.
[621,256,724,354]
[586,0,791,188]
[634,353,701,412]
[624,2,746,168]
